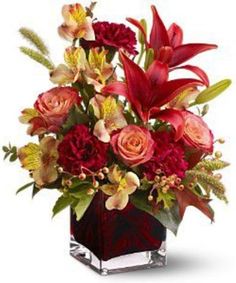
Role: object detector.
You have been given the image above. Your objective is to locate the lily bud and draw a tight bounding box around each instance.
[138,19,147,45]
[144,48,155,70]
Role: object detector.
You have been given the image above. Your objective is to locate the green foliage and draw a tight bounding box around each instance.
[193,79,231,105]
[69,181,95,221]
[2,144,17,162]
[186,170,228,203]
[144,48,154,70]
[130,190,181,235]
[52,195,75,218]
[19,47,54,70]
[194,159,230,171]
[61,104,89,134]
[32,185,41,198]
[19,27,49,55]
[157,190,176,209]
[16,182,34,195]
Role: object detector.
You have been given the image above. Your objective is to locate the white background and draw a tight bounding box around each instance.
[0,0,235,282]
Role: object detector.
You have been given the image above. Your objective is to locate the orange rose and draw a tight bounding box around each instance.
[111,125,154,167]
[182,111,214,153]
[20,87,81,135]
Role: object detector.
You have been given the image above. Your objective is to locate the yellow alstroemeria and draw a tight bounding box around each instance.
[19,108,39,124]
[58,3,95,41]
[101,165,140,211]
[87,48,113,87]
[50,47,87,85]
[50,47,113,89]
[18,136,59,187]
[90,95,127,143]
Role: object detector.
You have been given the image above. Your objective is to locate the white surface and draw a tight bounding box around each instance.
[0,0,235,282]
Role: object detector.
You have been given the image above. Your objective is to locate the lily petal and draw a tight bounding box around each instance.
[150,5,170,50]
[168,23,183,48]
[146,60,169,86]
[170,43,218,67]
[170,65,210,86]
[152,79,204,108]
[102,82,128,98]
[126,17,149,48]
[153,109,185,141]
[119,51,151,120]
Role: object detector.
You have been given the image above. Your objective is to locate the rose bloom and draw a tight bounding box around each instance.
[182,111,214,153]
[58,125,109,175]
[111,125,154,167]
[34,87,81,133]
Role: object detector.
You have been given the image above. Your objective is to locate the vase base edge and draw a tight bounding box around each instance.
[70,236,167,275]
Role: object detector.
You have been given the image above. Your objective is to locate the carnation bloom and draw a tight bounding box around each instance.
[101,165,140,210]
[58,125,109,174]
[142,131,188,180]
[111,125,154,167]
[81,21,138,55]
[58,3,95,41]
[18,136,59,187]
[182,111,214,153]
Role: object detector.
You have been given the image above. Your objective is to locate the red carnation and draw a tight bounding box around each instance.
[142,131,188,180]
[58,125,109,175]
[81,21,138,55]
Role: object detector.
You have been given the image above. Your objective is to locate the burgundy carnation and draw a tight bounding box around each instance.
[81,21,138,55]
[142,131,188,180]
[58,125,109,175]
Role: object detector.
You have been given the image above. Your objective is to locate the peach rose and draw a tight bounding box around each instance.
[33,87,81,133]
[111,125,154,167]
[182,111,214,153]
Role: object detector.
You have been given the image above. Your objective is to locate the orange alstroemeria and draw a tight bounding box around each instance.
[58,3,95,41]
[101,166,140,211]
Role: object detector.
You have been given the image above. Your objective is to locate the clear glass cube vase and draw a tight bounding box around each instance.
[70,191,167,275]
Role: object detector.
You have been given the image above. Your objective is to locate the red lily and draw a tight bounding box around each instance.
[102,52,204,141]
[127,5,217,86]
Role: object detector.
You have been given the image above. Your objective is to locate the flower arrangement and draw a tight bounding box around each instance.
[3,2,231,236]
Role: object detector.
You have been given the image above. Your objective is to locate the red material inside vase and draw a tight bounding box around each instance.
[71,191,166,261]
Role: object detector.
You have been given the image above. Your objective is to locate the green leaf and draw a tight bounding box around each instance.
[4,152,11,160]
[69,182,95,221]
[2,146,9,153]
[130,190,182,235]
[10,153,17,162]
[32,185,41,198]
[20,47,54,70]
[16,182,34,195]
[19,27,49,55]
[61,104,89,134]
[52,195,75,218]
[194,79,232,105]
[157,190,176,209]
